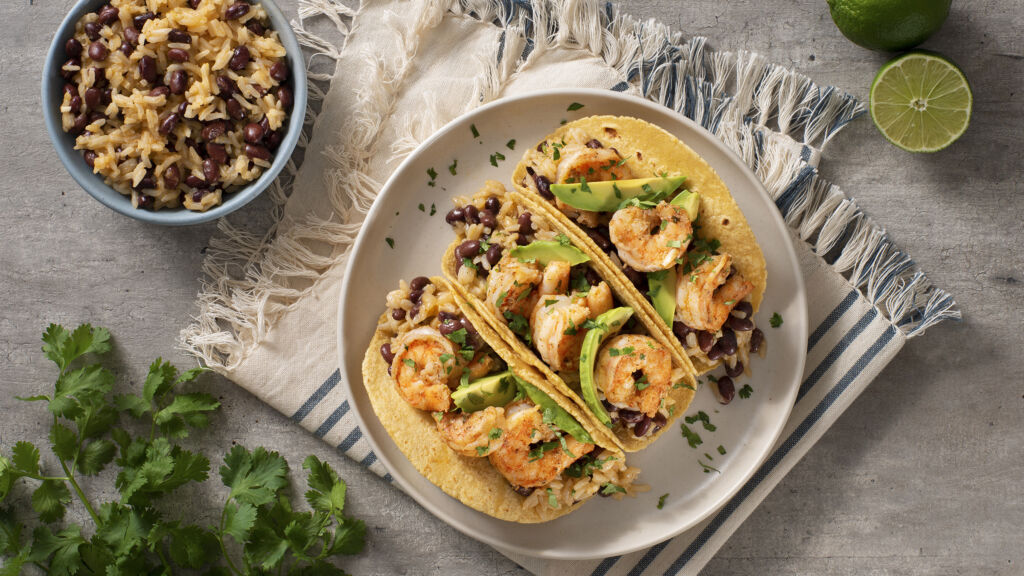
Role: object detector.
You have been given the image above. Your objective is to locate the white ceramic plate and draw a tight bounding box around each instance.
[338,89,807,560]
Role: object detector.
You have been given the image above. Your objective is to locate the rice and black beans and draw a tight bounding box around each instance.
[58,0,292,211]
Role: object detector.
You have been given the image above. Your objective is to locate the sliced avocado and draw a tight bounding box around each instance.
[549,175,686,212]
[646,268,677,327]
[578,307,635,428]
[669,190,700,222]
[513,376,594,444]
[509,240,590,266]
[452,371,517,413]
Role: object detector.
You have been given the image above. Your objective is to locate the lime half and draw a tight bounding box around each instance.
[870,51,972,153]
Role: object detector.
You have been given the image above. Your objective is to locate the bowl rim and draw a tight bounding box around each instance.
[41,0,307,227]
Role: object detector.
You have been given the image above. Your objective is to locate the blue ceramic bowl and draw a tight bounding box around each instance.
[42,0,307,226]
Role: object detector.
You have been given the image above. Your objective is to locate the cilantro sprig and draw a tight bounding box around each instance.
[0,324,365,574]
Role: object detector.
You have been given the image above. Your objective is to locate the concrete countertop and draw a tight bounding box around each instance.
[1,0,1021,574]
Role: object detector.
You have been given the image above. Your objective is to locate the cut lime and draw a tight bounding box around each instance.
[869,51,972,153]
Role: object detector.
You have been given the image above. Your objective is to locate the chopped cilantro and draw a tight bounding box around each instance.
[673,380,697,391]
[418,203,425,212]
[698,459,720,474]
[717,445,727,455]
[684,411,716,432]
[667,239,682,248]
[528,440,560,462]
[430,203,437,216]
[555,233,572,247]
[544,299,557,307]
[402,358,416,368]
[547,487,558,508]
[680,423,702,448]
[470,124,479,138]
[504,311,532,345]
[565,455,616,478]
[563,318,578,336]
[489,428,503,440]
[506,139,516,150]
[739,384,753,399]
[385,237,395,249]
[567,102,584,111]
[448,159,458,175]
[581,319,604,331]
[657,494,669,509]
[580,177,591,193]
[635,374,650,391]
[445,328,468,346]
[462,257,477,270]
[600,483,626,495]
[608,346,634,357]
[476,445,489,456]
[427,167,437,180]
[770,312,783,328]
[613,183,622,198]
[439,353,453,364]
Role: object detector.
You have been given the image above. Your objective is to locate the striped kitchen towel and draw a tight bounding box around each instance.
[180,0,960,574]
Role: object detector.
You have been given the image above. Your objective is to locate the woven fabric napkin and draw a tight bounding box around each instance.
[181,0,960,573]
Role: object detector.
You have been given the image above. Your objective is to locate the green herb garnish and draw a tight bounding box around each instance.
[680,423,703,448]
[385,237,395,249]
[717,445,727,455]
[599,483,626,495]
[657,494,669,509]
[470,124,479,138]
[739,384,753,399]
[546,487,558,508]
[506,139,516,150]
[448,159,458,175]
[567,102,584,111]
[770,313,783,328]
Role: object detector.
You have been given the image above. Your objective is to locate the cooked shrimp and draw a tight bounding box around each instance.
[487,255,542,320]
[390,326,458,411]
[595,334,672,417]
[552,145,633,228]
[675,254,754,331]
[538,260,571,297]
[609,202,692,272]
[436,406,506,457]
[488,400,595,489]
[583,279,613,316]
[531,296,591,372]
[465,351,500,381]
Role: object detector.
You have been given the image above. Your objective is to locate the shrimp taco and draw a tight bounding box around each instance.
[440,181,699,452]
[511,116,768,389]
[363,275,640,523]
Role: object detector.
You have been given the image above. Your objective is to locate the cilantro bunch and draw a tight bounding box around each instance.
[0,324,365,575]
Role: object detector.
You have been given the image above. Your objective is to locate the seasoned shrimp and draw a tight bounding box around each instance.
[553,145,633,228]
[488,400,594,489]
[609,202,693,272]
[595,334,673,417]
[390,326,458,411]
[487,255,542,321]
[465,351,501,381]
[538,260,571,297]
[436,406,506,457]
[675,254,754,331]
[531,296,591,372]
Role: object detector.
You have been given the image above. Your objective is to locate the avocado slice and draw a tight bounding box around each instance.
[578,307,635,427]
[549,175,687,212]
[669,189,700,222]
[509,240,590,266]
[513,376,594,444]
[452,371,518,413]
[646,268,677,327]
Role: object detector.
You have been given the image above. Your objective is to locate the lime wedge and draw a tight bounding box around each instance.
[869,51,972,152]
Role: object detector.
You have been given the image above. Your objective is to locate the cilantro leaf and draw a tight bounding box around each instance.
[600,483,626,495]
[168,524,219,569]
[77,439,116,476]
[10,442,40,477]
[28,525,85,576]
[220,446,289,507]
[41,324,111,372]
[303,455,347,515]
[657,493,668,509]
[221,501,258,542]
[567,102,584,111]
[770,312,783,328]
[739,384,753,399]
[31,480,71,523]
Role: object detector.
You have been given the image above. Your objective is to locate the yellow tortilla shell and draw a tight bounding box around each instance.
[510,116,767,374]
[361,277,624,522]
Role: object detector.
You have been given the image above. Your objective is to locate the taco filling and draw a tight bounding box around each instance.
[375,276,639,508]
[516,123,766,395]
[444,183,688,439]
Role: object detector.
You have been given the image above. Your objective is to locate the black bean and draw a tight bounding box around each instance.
[673,321,693,341]
[513,486,535,497]
[439,318,461,336]
[202,158,219,183]
[707,343,726,361]
[70,113,89,135]
[123,26,140,46]
[185,174,207,188]
[177,101,188,116]
[601,399,615,412]
[83,150,97,168]
[652,412,667,430]
[243,122,264,144]
[622,265,645,289]
[189,0,202,8]
[191,189,206,203]
[226,98,245,120]
[139,56,157,83]
[633,416,652,438]
[136,194,155,210]
[120,41,134,56]
[168,70,188,94]
[464,204,479,224]
[409,276,430,291]
[88,111,104,123]
[697,331,715,353]
[163,164,180,189]
[750,328,764,354]
[90,67,107,87]
[201,120,228,141]
[65,38,83,58]
[258,115,271,132]
[228,46,250,71]
[60,58,79,81]
[269,60,289,82]
[216,75,236,98]
[63,83,76,96]
[619,409,644,424]
[460,316,478,335]
[168,29,192,44]
[408,289,423,303]
[456,240,480,260]
[391,308,406,321]
[133,12,156,30]
[585,138,603,149]
[484,196,501,213]
[97,5,119,25]
[148,85,170,98]
[485,244,502,267]
[158,112,179,135]
[264,130,282,150]
[379,342,395,364]
[478,209,496,229]
[516,211,533,236]
[135,174,156,190]
[583,226,612,252]
[246,19,265,36]
[244,143,271,161]
[532,172,553,200]
[84,87,101,109]
[88,41,108,61]
[445,207,464,225]
[68,93,82,113]
[719,329,738,356]
[225,2,250,19]
[84,22,101,41]
[733,301,753,318]
[409,303,420,321]
[167,48,189,63]
[715,376,735,405]
[206,142,227,165]
[438,311,457,322]
[725,360,744,378]
[276,85,293,110]
[725,315,754,332]
[582,268,601,288]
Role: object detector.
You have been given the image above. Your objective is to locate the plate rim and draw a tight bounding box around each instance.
[337,87,807,559]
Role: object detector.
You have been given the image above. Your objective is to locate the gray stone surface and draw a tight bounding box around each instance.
[1,0,1021,574]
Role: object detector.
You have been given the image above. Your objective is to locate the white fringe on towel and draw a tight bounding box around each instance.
[181,0,958,371]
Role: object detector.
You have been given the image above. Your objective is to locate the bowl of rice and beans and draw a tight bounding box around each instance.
[42,0,306,225]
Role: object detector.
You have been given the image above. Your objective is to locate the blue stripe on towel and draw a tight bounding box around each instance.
[807,291,859,352]
[360,451,378,468]
[291,369,341,422]
[338,427,363,453]
[314,400,350,438]
[589,555,622,576]
[797,308,877,402]
[658,323,898,575]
